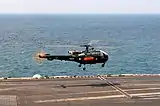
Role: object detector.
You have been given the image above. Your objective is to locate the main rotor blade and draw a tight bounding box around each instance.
[44,45,80,48]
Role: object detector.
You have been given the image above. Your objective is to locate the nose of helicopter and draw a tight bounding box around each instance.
[104,53,109,62]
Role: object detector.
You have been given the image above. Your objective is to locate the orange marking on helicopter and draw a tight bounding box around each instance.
[83,57,95,61]
[38,52,46,58]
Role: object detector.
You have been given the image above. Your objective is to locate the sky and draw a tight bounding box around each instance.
[0,0,160,14]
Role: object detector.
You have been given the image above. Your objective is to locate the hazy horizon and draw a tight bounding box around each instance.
[0,0,160,14]
[0,13,159,15]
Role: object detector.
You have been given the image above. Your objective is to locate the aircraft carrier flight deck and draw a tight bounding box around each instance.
[0,74,160,106]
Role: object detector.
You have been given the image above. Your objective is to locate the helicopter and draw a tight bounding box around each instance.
[34,45,108,70]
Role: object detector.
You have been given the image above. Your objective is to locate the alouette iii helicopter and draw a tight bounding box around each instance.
[34,45,108,70]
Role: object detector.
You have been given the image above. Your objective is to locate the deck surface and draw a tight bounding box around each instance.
[0,75,160,106]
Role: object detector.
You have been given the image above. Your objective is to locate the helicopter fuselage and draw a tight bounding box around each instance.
[36,45,109,70]
[39,50,108,65]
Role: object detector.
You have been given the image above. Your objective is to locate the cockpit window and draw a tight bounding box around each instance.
[91,51,102,56]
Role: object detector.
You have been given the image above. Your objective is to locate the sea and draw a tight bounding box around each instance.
[0,14,160,77]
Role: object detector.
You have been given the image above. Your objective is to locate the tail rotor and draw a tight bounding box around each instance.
[33,50,46,64]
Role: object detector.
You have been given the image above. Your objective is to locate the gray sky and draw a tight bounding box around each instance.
[0,0,160,14]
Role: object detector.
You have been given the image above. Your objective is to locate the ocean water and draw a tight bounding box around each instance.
[0,14,160,77]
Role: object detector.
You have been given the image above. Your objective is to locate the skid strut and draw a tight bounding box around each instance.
[97,76,132,99]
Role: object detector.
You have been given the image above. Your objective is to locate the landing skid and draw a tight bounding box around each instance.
[101,63,105,67]
[78,64,86,70]
[83,64,86,70]
[83,67,86,70]
[79,63,105,70]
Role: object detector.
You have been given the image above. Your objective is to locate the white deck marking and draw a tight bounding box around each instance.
[58,87,160,96]
[134,84,160,86]
[34,92,160,103]
[143,98,160,100]
[0,95,17,106]
[98,76,131,98]
[0,88,17,91]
